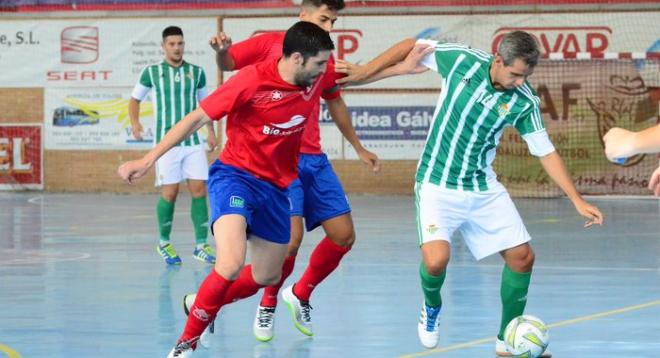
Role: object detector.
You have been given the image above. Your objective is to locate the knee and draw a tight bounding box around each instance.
[424,259,448,276]
[510,248,535,272]
[161,191,177,202]
[286,241,301,257]
[215,261,243,281]
[329,230,355,248]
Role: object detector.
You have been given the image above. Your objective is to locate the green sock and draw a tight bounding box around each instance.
[157,197,175,243]
[420,262,446,308]
[498,265,531,340]
[191,196,209,245]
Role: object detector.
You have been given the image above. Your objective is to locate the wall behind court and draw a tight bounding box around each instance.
[0,10,658,195]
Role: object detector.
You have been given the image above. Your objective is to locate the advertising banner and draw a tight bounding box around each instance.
[0,124,42,190]
[222,12,659,89]
[0,18,217,87]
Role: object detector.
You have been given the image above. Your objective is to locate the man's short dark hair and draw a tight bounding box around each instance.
[497,31,540,67]
[302,0,345,11]
[162,26,183,40]
[283,21,335,61]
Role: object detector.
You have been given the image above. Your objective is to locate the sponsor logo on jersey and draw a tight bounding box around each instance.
[229,195,245,208]
[271,90,283,101]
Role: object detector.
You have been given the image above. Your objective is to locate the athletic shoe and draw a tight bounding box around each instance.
[183,293,213,348]
[495,338,552,357]
[192,244,216,264]
[281,285,313,336]
[158,243,182,265]
[253,305,276,342]
[166,338,196,358]
[417,302,441,349]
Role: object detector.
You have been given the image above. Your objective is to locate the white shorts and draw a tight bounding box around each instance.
[154,145,209,186]
[414,181,531,260]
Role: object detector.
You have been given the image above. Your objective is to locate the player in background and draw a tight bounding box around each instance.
[200,0,413,342]
[120,22,335,357]
[336,32,604,356]
[129,26,217,265]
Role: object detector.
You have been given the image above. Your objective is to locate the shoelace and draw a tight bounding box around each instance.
[424,306,440,331]
[172,337,197,356]
[300,302,313,323]
[162,245,177,257]
[257,307,276,327]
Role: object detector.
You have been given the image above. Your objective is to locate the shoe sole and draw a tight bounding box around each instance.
[282,292,313,337]
[253,330,274,342]
[192,255,215,264]
[495,350,552,358]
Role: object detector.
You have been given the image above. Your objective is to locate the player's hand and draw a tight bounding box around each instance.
[396,43,433,74]
[206,132,217,152]
[334,60,368,85]
[574,199,604,228]
[356,147,380,174]
[117,158,151,185]
[648,165,660,196]
[209,32,232,53]
[132,122,144,141]
[603,127,637,161]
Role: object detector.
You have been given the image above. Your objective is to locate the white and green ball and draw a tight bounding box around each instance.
[504,315,550,358]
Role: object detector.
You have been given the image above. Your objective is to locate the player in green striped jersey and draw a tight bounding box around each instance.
[129,26,217,266]
[339,31,604,355]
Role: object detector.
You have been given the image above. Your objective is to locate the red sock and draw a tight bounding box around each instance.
[260,255,296,307]
[222,265,264,305]
[180,269,231,345]
[293,237,351,301]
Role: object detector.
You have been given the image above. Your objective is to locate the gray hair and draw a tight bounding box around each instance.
[497,31,540,67]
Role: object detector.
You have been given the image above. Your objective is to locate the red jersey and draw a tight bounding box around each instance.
[201,59,336,189]
[228,31,343,154]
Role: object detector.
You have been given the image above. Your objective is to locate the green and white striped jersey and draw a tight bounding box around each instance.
[416,40,555,191]
[131,60,209,146]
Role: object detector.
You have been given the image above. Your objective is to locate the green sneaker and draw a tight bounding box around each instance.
[193,244,216,264]
[157,243,182,265]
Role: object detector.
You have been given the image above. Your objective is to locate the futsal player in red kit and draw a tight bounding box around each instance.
[200,0,399,341]
[117,22,335,357]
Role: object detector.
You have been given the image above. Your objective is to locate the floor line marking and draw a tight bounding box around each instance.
[0,343,22,358]
[398,299,660,357]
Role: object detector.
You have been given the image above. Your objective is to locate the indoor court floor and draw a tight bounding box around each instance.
[1,192,658,357]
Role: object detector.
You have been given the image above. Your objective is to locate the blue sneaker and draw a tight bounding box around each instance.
[157,243,182,265]
[417,302,441,348]
[193,244,216,264]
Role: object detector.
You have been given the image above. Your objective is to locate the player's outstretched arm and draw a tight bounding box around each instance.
[336,43,433,86]
[538,151,604,227]
[335,38,416,85]
[118,107,212,184]
[603,124,660,161]
[326,97,380,173]
[648,165,660,196]
[209,32,234,71]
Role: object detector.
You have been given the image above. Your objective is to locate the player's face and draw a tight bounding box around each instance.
[492,56,534,90]
[162,35,185,64]
[294,50,331,87]
[299,4,339,32]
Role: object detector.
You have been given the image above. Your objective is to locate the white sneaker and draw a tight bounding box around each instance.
[417,302,441,349]
[167,339,195,358]
[253,305,276,342]
[182,293,212,348]
[495,338,552,357]
[281,285,313,336]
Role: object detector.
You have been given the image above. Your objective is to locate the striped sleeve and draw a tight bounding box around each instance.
[421,42,490,78]
[514,83,545,135]
[138,66,153,87]
[515,83,555,156]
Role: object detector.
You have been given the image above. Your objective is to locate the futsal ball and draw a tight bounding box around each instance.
[503,315,550,358]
